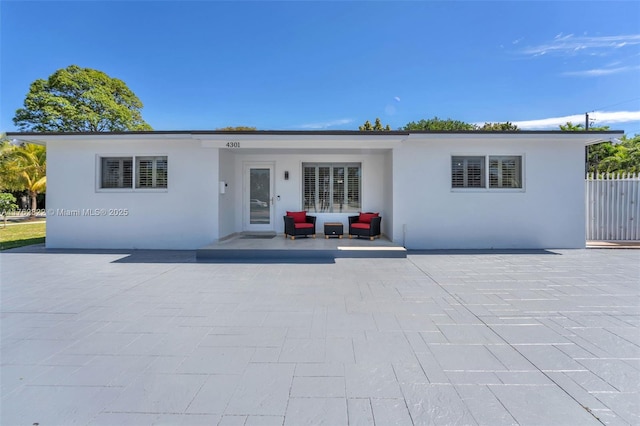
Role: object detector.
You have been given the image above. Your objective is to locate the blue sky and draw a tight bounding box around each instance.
[2,1,639,134]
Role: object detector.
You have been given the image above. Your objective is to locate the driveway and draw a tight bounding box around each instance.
[1,248,638,425]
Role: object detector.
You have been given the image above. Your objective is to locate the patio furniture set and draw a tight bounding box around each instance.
[283,211,381,240]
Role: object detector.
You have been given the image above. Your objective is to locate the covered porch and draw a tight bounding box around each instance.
[202,132,405,243]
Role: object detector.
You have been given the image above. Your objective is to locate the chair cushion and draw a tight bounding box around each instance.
[358,212,379,224]
[287,211,307,223]
[351,223,371,230]
[294,222,314,229]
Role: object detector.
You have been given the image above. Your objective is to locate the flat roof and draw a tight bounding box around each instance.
[5,129,625,137]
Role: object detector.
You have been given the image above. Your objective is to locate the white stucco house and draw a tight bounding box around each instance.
[7,130,623,250]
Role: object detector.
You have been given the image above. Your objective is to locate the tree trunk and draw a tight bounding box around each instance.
[30,192,37,218]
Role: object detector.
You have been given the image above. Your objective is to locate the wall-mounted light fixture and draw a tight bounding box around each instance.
[284,171,289,180]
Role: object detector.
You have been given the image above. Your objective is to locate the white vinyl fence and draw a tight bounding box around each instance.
[586,173,640,241]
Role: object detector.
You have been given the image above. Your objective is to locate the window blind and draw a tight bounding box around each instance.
[489,156,522,188]
[136,158,154,188]
[347,166,361,211]
[302,163,361,212]
[452,156,485,188]
[101,157,132,188]
[100,156,167,190]
[136,156,168,189]
[452,155,522,189]
[303,166,316,211]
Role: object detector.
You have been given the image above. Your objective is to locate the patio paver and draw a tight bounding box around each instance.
[1,247,638,425]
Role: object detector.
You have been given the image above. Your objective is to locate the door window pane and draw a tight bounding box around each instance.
[250,168,270,224]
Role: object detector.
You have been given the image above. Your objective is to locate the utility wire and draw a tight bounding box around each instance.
[582,97,640,134]
[589,97,640,112]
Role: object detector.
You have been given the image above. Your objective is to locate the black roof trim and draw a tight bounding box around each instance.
[5,129,625,137]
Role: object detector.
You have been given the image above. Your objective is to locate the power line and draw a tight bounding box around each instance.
[590,97,640,112]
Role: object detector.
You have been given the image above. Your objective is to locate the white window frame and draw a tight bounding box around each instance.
[96,154,168,192]
[302,162,361,213]
[451,154,524,192]
[136,156,168,189]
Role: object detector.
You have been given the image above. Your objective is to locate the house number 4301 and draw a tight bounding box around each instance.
[226,142,240,148]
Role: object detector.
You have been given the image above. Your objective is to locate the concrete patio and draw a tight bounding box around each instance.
[1,246,638,425]
[196,233,407,261]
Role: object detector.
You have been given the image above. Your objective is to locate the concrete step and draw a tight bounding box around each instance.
[196,233,407,260]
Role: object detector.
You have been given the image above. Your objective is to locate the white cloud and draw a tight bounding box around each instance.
[296,118,353,129]
[563,65,640,77]
[511,111,640,130]
[520,34,640,57]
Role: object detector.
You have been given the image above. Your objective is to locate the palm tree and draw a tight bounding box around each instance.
[0,142,46,216]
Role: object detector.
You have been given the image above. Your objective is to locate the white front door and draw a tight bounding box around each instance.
[244,163,275,231]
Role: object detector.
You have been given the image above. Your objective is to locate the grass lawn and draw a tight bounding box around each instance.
[0,222,46,250]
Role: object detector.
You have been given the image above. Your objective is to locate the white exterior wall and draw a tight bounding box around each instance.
[34,131,612,250]
[392,137,586,249]
[46,139,218,249]
[382,150,394,240]
[218,148,237,238]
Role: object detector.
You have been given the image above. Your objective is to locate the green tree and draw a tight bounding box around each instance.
[359,118,391,131]
[621,134,640,174]
[13,65,152,132]
[216,126,257,131]
[559,122,585,131]
[559,121,616,173]
[559,121,610,132]
[0,143,46,216]
[557,121,631,174]
[402,117,476,131]
[0,138,20,191]
[479,122,519,131]
[597,134,640,174]
[0,193,18,227]
[587,142,618,173]
[401,117,519,131]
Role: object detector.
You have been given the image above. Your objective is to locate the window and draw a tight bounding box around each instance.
[136,156,168,188]
[101,157,132,188]
[303,163,360,212]
[452,155,522,189]
[489,156,522,188]
[99,155,168,190]
[452,156,485,188]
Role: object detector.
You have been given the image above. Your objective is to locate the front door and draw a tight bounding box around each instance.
[244,163,275,231]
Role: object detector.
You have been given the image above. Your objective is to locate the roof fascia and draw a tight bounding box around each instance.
[5,133,193,145]
[406,131,624,145]
[4,129,625,147]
